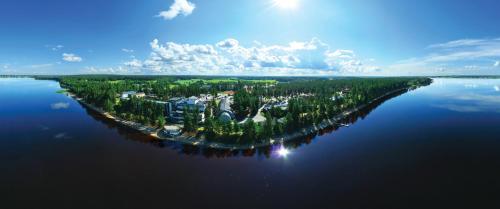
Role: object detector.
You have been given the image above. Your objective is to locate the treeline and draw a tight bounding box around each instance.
[263,77,431,98]
[60,78,165,127]
[61,77,273,100]
[115,97,165,126]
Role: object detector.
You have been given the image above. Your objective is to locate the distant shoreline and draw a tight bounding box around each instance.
[1,74,500,79]
[67,87,412,150]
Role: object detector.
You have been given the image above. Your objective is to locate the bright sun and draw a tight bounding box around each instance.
[273,0,299,10]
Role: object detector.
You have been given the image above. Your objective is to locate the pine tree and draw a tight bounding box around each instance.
[242,119,256,143]
[204,117,217,139]
[233,122,241,134]
[263,112,274,139]
[104,99,114,112]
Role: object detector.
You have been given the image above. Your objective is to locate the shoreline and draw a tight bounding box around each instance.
[68,88,410,150]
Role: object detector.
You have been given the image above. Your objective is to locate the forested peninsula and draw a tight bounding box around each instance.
[56,76,432,149]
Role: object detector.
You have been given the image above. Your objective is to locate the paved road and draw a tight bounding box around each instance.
[238,104,267,124]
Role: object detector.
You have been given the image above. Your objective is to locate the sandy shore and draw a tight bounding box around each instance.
[68,88,409,150]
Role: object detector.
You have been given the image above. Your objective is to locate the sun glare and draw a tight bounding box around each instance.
[273,0,299,10]
[277,146,291,158]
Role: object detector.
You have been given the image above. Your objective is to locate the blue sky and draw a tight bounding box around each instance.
[1,0,500,76]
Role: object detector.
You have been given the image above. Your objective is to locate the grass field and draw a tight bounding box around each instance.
[175,79,277,85]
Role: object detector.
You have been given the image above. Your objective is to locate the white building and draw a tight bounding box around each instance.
[121,91,146,99]
[121,91,136,99]
[218,97,235,122]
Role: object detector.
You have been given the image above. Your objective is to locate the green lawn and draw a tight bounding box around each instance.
[174,79,277,85]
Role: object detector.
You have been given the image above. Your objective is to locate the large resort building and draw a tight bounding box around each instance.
[218,97,235,122]
[166,96,207,124]
[121,90,237,126]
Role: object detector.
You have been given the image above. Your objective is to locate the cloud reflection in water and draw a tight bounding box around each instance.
[430,79,500,113]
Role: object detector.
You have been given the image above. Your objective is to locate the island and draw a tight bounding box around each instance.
[56,76,432,149]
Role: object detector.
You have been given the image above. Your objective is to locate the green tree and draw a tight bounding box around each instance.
[222,121,233,136]
[183,107,195,132]
[242,119,257,143]
[262,112,274,139]
[156,116,166,127]
[285,113,294,132]
[103,99,114,112]
[273,119,284,136]
[204,117,217,139]
[233,122,241,134]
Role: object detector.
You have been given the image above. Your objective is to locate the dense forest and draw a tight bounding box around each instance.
[58,76,432,145]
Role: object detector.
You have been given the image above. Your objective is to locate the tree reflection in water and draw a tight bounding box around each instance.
[81,89,409,159]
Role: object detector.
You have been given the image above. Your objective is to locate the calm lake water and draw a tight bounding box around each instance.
[1,78,500,209]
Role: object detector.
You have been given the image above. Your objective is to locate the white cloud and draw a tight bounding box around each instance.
[325,50,358,71]
[124,37,376,76]
[1,64,11,74]
[29,63,53,68]
[122,48,134,53]
[464,65,480,70]
[428,39,488,49]
[158,0,195,20]
[46,45,64,51]
[84,66,141,74]
[124,59,143,68]
[494,61,499,67]
[323,49,380,74]
[494,85,499,92]
[216,39,239,48]
[51,102,70,110]
[53,45,64,51]
[62,53,82,62]
[79,37,378,76]
[325,49,355,60]
[388,37,500,75]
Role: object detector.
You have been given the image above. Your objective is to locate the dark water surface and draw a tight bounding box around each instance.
[1,78,500,209]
